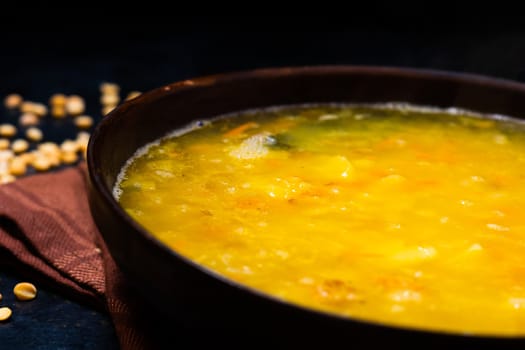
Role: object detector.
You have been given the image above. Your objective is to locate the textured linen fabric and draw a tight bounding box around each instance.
[0,163,148,349]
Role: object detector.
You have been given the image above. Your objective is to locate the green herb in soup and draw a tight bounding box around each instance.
[115,104,525,336]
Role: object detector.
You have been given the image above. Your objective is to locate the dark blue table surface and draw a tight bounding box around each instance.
[0,272,119,349]
[2,26,525,349]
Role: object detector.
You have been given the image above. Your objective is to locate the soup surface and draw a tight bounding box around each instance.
[116,104,525,336]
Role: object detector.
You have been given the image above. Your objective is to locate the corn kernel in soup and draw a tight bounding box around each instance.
[116,104,525,336]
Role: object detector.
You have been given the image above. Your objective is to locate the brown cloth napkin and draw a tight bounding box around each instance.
[0,162,150,349]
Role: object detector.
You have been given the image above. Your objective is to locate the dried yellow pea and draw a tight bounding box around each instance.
[77,131,90,141]
[0,124,17,138]
[99,82,120,95]
[38,152,61,167]
[60,139,79,153]
[0,160,7,175]
[19,152,34,165]
[31,103,48,117]
[9,157,27,176]
[65,95,85,115]
[0,307,12,321]
[74,115,94,129]
[38,142,60,155]
[0,139,9,150]
[20,102,47,117]
[49,155,61,167]
[49,93,67,107]
[61,151,78,164]
[51,105,66,119]
[20,102,34,113]
[13,282,37,301]
[11,139,29,154]
[26,127,43,142]
[19,112,39,126]
[4,94,23,109]
[0,149,14,160]
[32,156,51,171]
[36,143,60,167]
[0,174,16,184]
[0,158,7,172]
[100,93,120,106]
[76,132,90,152]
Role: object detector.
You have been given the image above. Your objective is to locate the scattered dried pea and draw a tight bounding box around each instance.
[0,81,135,184]
[65,95,85,115]
[31,103,48,117]
[77,131,90,141]
[13,282,37,301]
[100,93,120,106]
[32,155,51,171]
[0,307,12,321]
[11,139,29,154]
[37,143,61,167]
[19,112,39,126]
[0,124,17,138]
[19,152,34,165]
[100,82,120,95]
[49,155,61,167]
[61,151,78,164]
[0,174,16,184]
[39,155,59,168]
[20,102,47,117]
[0,139,9,150]
[60,139,79,153]
[51,105,66,119]
[26,127,43,142]
[0,160,7,175]
[4,94,23,109]
[76,132,90,152]
[74,115,94,129]
[38,142,60,155]
[9,156,27,176]
[0,149,14,161]
[49,93,67,107]
[20,102,33,113]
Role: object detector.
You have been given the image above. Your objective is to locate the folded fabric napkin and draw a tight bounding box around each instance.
[0,162,149,349]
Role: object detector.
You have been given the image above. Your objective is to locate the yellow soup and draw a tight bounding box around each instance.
[116,104,525,336]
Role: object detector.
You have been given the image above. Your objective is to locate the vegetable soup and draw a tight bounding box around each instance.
[115,104,525,335]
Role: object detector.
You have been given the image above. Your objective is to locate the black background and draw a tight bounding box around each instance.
[2,15,525,99]
[2,15,525,348]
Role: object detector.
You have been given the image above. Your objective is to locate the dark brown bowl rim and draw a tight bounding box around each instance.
[87,65,525,340]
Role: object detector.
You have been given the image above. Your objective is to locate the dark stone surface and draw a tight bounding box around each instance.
[0,272,119,350]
